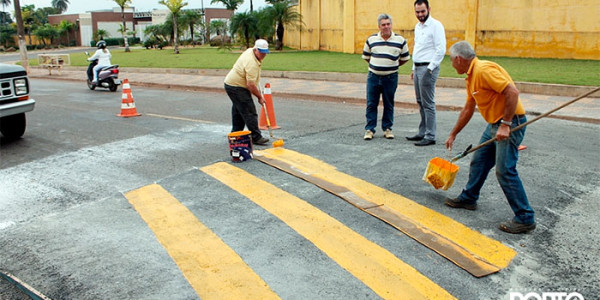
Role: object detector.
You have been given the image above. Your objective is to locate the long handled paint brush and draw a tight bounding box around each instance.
[261,102,284,147]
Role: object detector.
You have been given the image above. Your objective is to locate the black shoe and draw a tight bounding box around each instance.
[498,219,536,234]
[444,197,477,210]
[415,139,435,146]
[253,137,269,145]
[405,135,424,141]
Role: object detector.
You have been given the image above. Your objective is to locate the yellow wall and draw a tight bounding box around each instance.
[284,0,600,60]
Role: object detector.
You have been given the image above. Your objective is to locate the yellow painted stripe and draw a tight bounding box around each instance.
[125,184,280,300]
[256,148,517,269]
[202,162,456,300]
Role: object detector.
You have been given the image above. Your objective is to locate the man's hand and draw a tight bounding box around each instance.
[410,71,414,80]
[445,134,456,151]
[258,96,265,106]
[496,124,510,141]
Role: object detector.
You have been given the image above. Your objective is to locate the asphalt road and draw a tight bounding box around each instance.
[1,79,599,299]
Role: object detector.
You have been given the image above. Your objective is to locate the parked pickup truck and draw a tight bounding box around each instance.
[0,63,35,139]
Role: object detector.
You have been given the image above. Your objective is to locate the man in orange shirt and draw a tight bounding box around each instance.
[444,41,535,234]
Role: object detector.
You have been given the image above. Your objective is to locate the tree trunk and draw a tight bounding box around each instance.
[173,17,179,54]
[276,21,284,50]
[121,7,130,52]
[13,0,28,73]
[190,24,195,46]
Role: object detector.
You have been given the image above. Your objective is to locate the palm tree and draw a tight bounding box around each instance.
[230,11,257,48]
[210,0,243,11]
[94,28,109,41]
[210,19,228,46]
[51,0,69,14]
[265,0,303,50]
[113,0,132,52]
[179,9,202,46]
[158,0,188,54]
[12,0,28,72]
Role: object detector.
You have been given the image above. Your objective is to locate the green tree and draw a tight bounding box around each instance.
[159,0,188,54]
[0,23,15,48]
[94,28,109,40]
[113,0,132,52]
[230,11,257,48]
[254,7,274,40]
[57,19,74,46]
[20,4,35,44]
[1,0,10,26]
[210,0,243,11]
[51,0,69,14]
[33,23,59,46]
[264,0,303,50]
[179,9,202,46]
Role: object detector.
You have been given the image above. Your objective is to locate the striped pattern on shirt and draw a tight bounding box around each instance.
[362,32,410,75]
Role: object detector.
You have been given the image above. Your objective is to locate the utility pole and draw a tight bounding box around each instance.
[13,0,29,73]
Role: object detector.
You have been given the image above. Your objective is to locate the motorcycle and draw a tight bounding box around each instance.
[85,51,121,92]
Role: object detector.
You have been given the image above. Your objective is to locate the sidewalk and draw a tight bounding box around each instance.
[28,66,600,124]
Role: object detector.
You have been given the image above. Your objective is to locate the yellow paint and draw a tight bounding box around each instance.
[125,184,280,300]
[202,162,456,300]
[256,148,517,269]
[284,0,600,59]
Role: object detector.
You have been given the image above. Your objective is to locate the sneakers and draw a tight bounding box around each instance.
[444,197,478,210]
[253,137,269,145]
[499,219,536,234]
[364,130,394,140]
[384,129,394,139]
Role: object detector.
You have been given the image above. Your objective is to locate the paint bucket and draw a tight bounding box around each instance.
[227,130,253,162]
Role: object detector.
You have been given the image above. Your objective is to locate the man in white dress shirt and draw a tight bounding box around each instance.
[406,0,446,146]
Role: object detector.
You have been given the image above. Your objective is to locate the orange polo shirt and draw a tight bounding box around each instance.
[466,57,525,124]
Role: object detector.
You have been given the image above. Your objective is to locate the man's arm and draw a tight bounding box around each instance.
[445,100,476,151]
[246,81,265,105]
[496,83,520,141]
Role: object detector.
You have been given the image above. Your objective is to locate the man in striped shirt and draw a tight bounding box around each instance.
[362,14,410,140]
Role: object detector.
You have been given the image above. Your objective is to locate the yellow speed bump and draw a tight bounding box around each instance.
[202,162,455,300]
[254,148,517,277]
[125,184,280,300]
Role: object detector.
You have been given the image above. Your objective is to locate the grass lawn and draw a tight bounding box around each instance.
[40,46,600,86]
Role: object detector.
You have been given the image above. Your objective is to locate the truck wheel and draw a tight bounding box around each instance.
[0,113,26,139]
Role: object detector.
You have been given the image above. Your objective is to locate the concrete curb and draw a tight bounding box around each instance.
[58,66,599,98]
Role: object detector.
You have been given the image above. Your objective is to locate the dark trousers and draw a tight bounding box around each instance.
[224,83,263,142]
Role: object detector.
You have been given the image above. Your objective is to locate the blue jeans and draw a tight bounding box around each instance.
[365,72,398,133]
[458,115,535,224]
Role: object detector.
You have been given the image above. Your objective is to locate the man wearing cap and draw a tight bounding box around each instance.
[224,39,270,145]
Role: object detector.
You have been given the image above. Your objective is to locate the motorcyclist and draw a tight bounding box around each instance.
[88,40,112,85]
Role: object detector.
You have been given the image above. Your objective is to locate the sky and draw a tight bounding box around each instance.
[15,0,267,14]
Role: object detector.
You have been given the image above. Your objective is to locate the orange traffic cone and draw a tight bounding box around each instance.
[259,83,280,130]
[117,79,141,117]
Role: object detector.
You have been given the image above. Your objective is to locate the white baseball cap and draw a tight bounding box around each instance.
[254,39,270,54]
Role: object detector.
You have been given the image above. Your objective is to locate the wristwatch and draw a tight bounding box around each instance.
[500,120,512,126]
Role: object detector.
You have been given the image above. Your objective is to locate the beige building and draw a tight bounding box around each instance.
[284,0,600,60]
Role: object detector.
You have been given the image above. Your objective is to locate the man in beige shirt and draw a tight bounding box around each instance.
[224,39,270,145]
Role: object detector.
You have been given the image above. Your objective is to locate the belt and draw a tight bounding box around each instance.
[414,62,430,66]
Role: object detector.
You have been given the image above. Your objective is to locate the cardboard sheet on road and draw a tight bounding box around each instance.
[255,148,517,277]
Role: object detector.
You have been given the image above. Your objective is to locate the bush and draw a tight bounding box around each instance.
[90,37,141,47]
